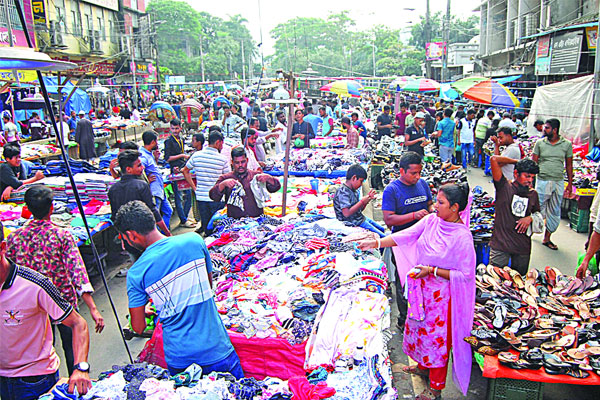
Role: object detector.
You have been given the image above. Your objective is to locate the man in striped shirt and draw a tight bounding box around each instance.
[182,130,231,235]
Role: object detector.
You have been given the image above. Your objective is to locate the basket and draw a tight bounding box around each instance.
[487,378,544,400]
[570,209,590,233]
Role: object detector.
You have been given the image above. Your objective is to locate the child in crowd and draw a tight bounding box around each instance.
[333,164,386,237]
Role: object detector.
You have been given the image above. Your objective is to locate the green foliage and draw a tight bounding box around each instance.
[148,0,258,81]
[409,13,479,48]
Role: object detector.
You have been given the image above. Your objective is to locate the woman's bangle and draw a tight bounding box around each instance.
[434,267,439,277]
[375,237,381,249]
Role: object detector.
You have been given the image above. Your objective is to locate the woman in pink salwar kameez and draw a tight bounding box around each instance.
[358,183,476,400]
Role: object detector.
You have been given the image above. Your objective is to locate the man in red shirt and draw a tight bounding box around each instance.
[395,103,410,136]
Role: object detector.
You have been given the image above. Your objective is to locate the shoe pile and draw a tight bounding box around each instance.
[465,265,600,379]
[470,187,495,242]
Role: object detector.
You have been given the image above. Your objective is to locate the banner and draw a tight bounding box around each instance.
[535,35,551,75]
[586,26,597,50]
[0,70,38,82]
[32,0,46,24]
[425,42,446,61]
[549,30,582,75]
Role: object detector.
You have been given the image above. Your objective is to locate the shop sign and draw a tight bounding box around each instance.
[80,0,118,12]
[166,75,185,84]
[54,57,116,75]
[426,42,446,61]
[549,30,583,75]
[32,0,46,24]
[535,35,551,75]
[0,70,38,82]
[586,26,597,50]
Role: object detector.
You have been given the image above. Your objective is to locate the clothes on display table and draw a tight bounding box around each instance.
[263,148,372,176]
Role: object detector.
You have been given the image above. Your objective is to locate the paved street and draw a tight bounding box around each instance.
[55,168,600,399]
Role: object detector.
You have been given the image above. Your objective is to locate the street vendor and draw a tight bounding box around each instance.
[209,147,281,218]
[115,201,243,378]
[404,111,428,157]
[489,156,541,275]
[0,144,44,201]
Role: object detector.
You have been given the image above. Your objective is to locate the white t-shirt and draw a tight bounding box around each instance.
[3,121,18,142]
[54,121,71,145]
[459,118,475,144]
[498,118,517,132]
[501,142,521,181]
[274,121,287,154]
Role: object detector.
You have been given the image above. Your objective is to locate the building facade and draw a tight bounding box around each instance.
[476,0,599,78]
[430,39,479,81]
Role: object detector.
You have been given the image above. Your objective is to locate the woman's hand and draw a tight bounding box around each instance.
[413,266,432,279]
[357,239,378,251]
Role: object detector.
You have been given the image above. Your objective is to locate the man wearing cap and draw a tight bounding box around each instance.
[75,111,95,161]
[498,112,517,132]
[404,112,428,157]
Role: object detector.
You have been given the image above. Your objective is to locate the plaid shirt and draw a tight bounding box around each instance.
[346,125,360,148]
[6,219,92,307]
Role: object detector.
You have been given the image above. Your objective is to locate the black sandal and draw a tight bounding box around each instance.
[542,241,558,250]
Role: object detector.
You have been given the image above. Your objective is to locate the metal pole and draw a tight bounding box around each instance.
[281,72,295,216]
[2,0,20,85]
[128,33,138,108]
[241,39,246,86]
[199,34,205,82]
[425,0,431,78]
[592,3,600,148]
[442,0,451,82]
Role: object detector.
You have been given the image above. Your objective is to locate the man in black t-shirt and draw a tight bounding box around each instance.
[404,112,427,157]
[489,156,541,275]
[0,145,44,201]
[376,105,393,140]
[119,104,132,119]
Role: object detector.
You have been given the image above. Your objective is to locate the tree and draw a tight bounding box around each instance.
[409,13,479,49]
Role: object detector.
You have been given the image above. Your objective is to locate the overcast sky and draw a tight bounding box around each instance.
[187,0,481,55]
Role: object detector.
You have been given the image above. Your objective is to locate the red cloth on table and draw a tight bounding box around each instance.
[288,376,336,399]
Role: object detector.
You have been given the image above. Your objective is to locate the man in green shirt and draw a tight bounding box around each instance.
[532,118,573,250]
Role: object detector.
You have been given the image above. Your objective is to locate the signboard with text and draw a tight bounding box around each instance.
[0,0,35,48]
[425,42,446,60]
[586,26,597,50]
[535,35,551,75]
[549,30,582,75]
[80,0,119,12]
[55,57,116,75]
[32,0,46,24]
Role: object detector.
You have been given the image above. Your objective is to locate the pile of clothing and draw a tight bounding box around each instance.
[17,143,61,159]
[32,159,102,177]
[41,358,394,400]
[467,265,600,379]
[264,148,371,175]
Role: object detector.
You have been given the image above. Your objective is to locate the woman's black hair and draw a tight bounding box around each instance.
[439,182,470,212]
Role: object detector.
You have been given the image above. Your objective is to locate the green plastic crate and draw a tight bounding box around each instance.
[487,378,544,400]
[570,209,590,233]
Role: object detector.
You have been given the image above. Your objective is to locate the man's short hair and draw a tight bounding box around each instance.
[276,110,286,118]
[118,150,140,171]
[534,119,544,127]
[222,104,230,109]
[295,109,305,116]
[341,116,351,125]
[208,125,222,133]
[467,109,476,115]
[231,146,246,159]
[241,127,256,142]
[24,185,53,219]
[515,158,540,175]
[119,141,138,150]
[409,105,417,111]
[3,144,20,159]
[346,164,367,180]
[170,118,181,126]
[503,112,510,118]
[208,130,223,145]
[545,118,560,133]
[114,200,156,235]
[306,106,313,114]
[249,117,259,127]
[443,108,453,118]
[142,130,158,145]
[497,127,513,137]
[399,151,422,171]
[487,110,495,118]
[383,105,391,112]
[253,106,261,113]
[351,112,359,118]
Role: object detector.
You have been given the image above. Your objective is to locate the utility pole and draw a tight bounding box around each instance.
[241,39,246,87]
[442,0,451,82]
[372,39,376,77]
[591,1,600,148]
[128,33,138,108]
[425,0,431,78]
[199,34,206,82]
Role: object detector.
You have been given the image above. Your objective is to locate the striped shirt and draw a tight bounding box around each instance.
[185,146,231,201]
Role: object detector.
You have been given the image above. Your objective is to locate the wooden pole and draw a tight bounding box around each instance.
[281,72,295,216]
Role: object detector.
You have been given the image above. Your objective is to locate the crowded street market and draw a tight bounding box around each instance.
[2,1,600,400]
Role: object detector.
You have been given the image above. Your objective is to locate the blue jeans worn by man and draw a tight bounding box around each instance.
[154,196,173,232]
[0,372,59,400]
[197,201,225,236]
[461,143,475,169]
[172,184,192,224]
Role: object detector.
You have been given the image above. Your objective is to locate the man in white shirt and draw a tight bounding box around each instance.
[249,118,279,163]
[2,115,19,144]
[491,127,522,180]
[53,113,70,146]
[498,112,517,132]
[457,109,476,169]
[182,130,231,235]
[273,110,288,155]
[220,104,246,136]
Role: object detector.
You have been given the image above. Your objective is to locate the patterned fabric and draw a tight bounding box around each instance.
[6,219,92,307]
[346,126,359,148]
[403,274,450,369]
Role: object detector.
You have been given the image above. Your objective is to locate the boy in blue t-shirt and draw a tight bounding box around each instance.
[115,200,243,378]
[381,151,433,328]
[333,164,386,237]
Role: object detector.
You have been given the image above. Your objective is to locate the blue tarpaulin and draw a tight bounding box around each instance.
[42,77,91,115]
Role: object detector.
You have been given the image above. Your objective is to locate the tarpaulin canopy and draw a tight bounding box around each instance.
[527,74,592,145]
[42,77,91,115]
